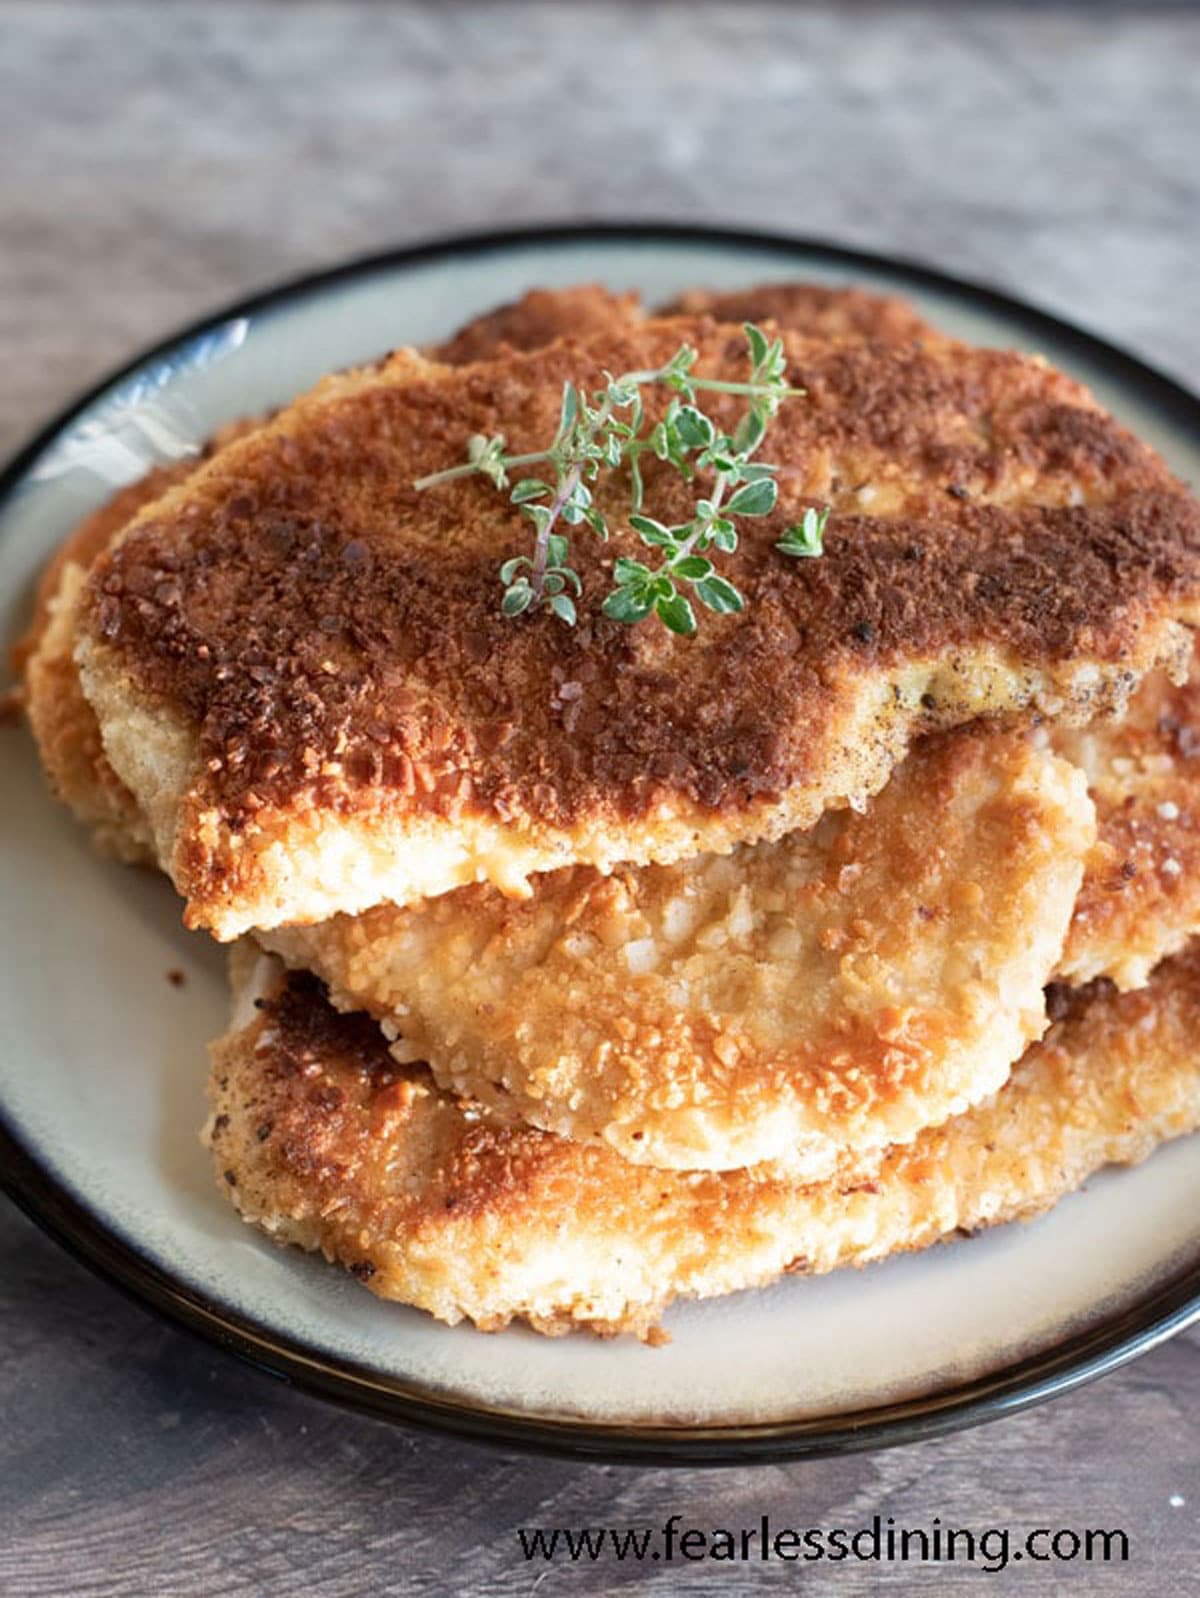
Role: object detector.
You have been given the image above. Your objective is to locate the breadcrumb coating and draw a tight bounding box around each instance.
[206,946,1200,1339]
[266,732,1094,1172]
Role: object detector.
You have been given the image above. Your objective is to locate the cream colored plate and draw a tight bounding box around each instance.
[3,228,1199,1461]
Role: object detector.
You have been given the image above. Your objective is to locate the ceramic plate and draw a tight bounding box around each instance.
[3,225,1199,1464]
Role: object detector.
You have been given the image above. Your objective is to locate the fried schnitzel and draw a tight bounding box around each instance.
[15,290,656,859]
[207,944,1200,1338]
[16,277,1200,1343]
[265,732,1093,1172]
[21,283,929,866]
[19,337,1200,1174]
[74,317,1200,938]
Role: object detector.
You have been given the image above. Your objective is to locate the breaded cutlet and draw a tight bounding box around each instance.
[15,288,651,857]
[267,732,1094,1173]
[73,317,1200,938]
[22,280,899,858]
[207,945,1200,1339]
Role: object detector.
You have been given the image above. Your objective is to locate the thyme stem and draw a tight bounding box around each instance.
[412,447,555,492]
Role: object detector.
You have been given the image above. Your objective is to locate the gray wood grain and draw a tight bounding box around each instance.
[1,3,1198,1593]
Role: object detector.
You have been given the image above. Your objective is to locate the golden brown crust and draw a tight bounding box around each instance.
[18,424,259,857]
[17,293,648,863]
[432,284,643,363]
[34,485,1200,1001]
[437,276,941,368]
[23,563,154,861]
[15,284,648,684]
[77,317,1200,936]
[266,731,1095,1172]
[208,946,1200,1338]
[11,463,194,679]
[661,281,945,347]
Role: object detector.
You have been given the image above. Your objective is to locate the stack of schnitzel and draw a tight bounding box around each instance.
[16,280,1200,1338]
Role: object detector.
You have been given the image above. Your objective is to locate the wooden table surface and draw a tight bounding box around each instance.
[2,4,1198,1593]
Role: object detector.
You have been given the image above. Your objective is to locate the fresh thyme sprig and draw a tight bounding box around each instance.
[413,324,828,634]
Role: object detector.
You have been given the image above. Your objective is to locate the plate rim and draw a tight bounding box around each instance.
[3,219,1200,1465]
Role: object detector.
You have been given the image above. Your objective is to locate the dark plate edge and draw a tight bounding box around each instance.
[5,1121,1200,1467]
[2,219,1200,1465]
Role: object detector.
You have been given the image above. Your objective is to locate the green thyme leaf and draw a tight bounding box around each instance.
[629,514,676,548]
[501,581,534,617]
[555,382,578,445]
[524,502,552,537]
[777,506,829,558]
[734,407,767,454]
[511,478,550,504]
[613,557,652,587]
[465,433,509,490]
[628,452,645,511]
[744,322,770,368]
[726,478,778,517]
[655,592,697,635]
[694,574,745,613]
[602,586,655,624]
[673,405,716,449]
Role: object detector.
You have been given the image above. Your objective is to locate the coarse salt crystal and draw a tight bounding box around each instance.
[624,938,660,975]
